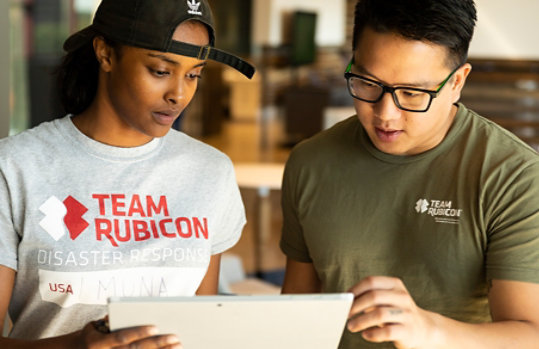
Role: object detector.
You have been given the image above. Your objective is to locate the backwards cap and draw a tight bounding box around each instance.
[63,0,255,79]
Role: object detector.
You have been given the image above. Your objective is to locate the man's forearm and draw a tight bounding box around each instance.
[427,311,539,349]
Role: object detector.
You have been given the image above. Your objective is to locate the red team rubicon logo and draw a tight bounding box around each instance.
[39,196,89,241]
[39,194,209,247]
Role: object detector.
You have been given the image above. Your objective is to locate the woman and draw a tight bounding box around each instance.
[0,0,254,347]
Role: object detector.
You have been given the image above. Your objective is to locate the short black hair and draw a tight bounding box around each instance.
[353,0,477,68]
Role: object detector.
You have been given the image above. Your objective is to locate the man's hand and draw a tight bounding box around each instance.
[347,276,437,349]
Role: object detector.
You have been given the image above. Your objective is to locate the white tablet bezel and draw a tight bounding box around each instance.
[108,293,354,349]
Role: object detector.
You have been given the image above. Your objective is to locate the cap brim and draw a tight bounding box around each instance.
[62,26,255,79]
[63,25,99,52]
[169,41,255,79]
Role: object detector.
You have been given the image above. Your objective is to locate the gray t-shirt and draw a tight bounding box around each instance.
[0,116,245,339]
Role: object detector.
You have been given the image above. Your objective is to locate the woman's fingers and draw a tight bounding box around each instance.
[81,320,182,349]
[113,333,182,349]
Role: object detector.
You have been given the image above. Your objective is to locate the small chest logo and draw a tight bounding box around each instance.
[415,199,429,213]
[415,198,463,225]
[187,0,202,15]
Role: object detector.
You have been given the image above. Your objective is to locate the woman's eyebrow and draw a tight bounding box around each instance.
[148,53,179,65]
[147,53,207,69]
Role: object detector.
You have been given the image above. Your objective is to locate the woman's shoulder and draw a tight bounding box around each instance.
[163,129,233,166]
[0,117,64,156]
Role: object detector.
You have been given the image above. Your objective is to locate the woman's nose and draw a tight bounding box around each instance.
[165,78,187,106]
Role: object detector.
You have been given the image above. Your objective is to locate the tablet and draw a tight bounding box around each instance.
[108,293,354,349]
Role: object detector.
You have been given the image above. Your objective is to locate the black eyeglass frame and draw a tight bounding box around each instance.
[344,59,461,113]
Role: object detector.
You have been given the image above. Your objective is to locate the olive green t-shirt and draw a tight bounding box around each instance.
[280,104,539,349]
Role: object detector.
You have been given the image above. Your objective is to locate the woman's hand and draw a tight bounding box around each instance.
[77,318,182,349]
[347,276,438,349]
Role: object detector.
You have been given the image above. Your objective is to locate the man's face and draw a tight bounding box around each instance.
[351,27,470,155]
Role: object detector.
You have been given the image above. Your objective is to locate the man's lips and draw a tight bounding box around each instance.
[374,127,403,142]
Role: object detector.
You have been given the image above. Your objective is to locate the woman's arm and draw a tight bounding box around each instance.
[196,254,222,295]
[0,265,14,338]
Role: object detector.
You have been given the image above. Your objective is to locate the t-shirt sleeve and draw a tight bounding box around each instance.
[0,169,19,270]
[210,158,245,255]
[280,151,313,263]
[486,161,539,283]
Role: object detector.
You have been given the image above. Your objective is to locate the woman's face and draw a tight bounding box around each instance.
[95,20,209,146]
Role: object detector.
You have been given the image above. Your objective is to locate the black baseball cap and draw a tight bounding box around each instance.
[63,0,255,79]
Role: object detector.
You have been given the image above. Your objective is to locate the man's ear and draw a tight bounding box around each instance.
[93,36,113,73]
[451,62,472,104]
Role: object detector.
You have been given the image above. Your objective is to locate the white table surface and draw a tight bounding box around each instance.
[234,162,285,191]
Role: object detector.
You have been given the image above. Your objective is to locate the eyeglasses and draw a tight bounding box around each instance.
[344,59,460,112]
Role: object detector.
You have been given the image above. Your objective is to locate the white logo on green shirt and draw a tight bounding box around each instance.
[415,198,463,224]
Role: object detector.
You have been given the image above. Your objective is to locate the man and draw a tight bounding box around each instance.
[279,1,539,348]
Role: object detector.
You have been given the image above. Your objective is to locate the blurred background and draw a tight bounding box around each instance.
[1,0,538,293]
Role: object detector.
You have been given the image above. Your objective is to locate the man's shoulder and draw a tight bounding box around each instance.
[455,106,539,186]
[461,106,538,161]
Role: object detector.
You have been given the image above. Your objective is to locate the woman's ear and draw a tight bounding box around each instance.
[451,62,472,104]
[93,36,113,73]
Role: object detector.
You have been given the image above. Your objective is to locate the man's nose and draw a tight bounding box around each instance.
[373,91,402,122]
